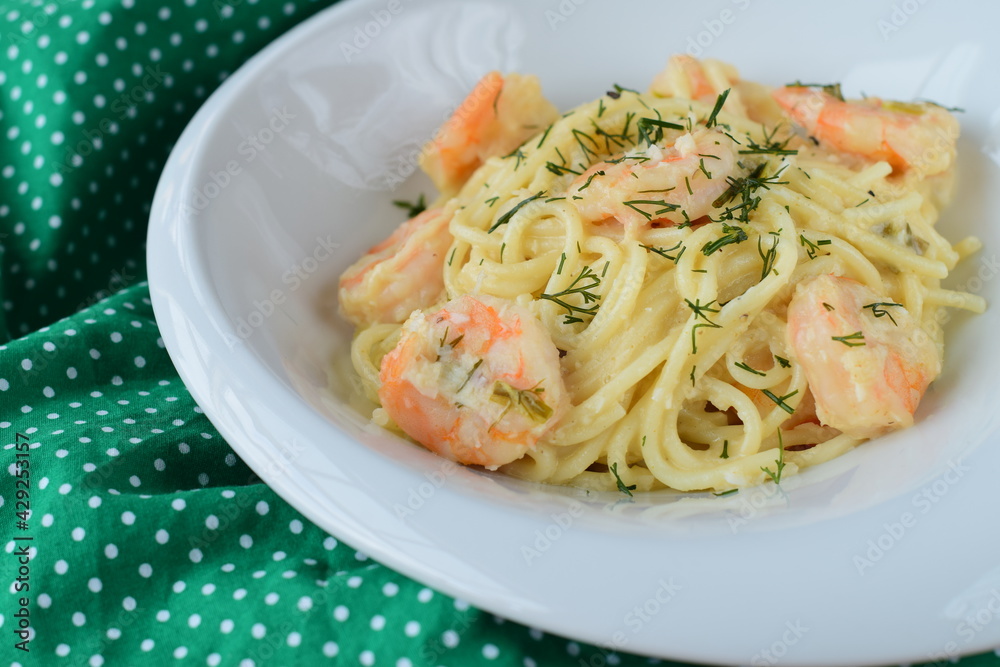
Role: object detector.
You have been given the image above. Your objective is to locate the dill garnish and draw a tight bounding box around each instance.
[832,331,866,347]
[610,462,636,497]
[863,302,903,326]
[392,194,426,217]
[540,266,602,324]
[489,191,546,233]
[701,224,748,256]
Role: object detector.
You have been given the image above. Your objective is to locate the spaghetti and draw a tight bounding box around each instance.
[339,56,985,493]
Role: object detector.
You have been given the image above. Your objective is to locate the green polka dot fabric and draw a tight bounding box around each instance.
[1,2,999,667]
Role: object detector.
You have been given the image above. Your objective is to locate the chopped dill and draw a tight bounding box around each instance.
[863,302,903,326]
[623,199,680,221]
[686,298,722,354]
[701,223,748,256]
[489,191,546,233]
[760,430,786,484]
[799,234,832,259]
[640,241,684,262]
[392,194,426,218]
[540,266,602,325]
[757,235,779,280]
[705,88,730,128]
[578,170,605,192]
[762,389,798,414]
[832,331,865,347]
[610,462,636,497]
[734,362,765,377]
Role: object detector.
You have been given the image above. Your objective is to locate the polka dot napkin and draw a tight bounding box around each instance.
[0,1,997,667]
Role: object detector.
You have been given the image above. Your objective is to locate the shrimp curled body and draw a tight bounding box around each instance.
[338,207,452,327]
[378,295,569,469]
[771,86,959,175]
[787,275,941,439]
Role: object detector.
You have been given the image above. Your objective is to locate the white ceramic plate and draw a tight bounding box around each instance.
[148,1,1000,664]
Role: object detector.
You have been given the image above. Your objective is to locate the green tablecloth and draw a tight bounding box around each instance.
[0,1,997,666]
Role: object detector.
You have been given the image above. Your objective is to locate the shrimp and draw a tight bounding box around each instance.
[786,274,941,439]
[568,128,742,229]
[420,71,560,194]
[378,295,568,469]
[338,207,452,327]
[771,86,959,175]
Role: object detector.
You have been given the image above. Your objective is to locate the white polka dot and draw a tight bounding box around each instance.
[72,527,85,541]
[443,630,460,648]
[297,596,312,612]
[370,615,386,631]
[171,499,186,511]
[251,623,266,639]
[140,639,153,651]
[255,501,269,515]
[418,588,433,603]
[189,549,203,563]
[383,582,399,597]
[105,544,118,559]
[121,511,135,525]
[207,654,221,667]
[202,583,215,595]
[72,611,86,626]
[322,642,339,657]
[205,515,219,530]
[334,605,349,622]
[404,621,420,637]
[88,577,102,592]
[123,597,137,611]
[239,534,253,549]
[173,581,186,593]
[233,588,247,600]
[56,643,70,656]
[264,592,279,605]
[174,647,188,659]
[38,593,52,608]
[88,496,101,508]
[54,559,68,574]
[287,631,301,647]
[155,529,169,544]
[139,563,153,578]
[156,609,169,622]
[220,619,234,634]
[134,356,145,368]
[289,519,303,534]
[360,650,375,666]
[188,614,201,628]
[483,644,500,659]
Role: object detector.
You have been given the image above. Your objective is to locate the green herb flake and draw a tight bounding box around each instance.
[760,430,786,485]
[863,302,902,326]
[489,191,546,233]
[761,389,798,414]
[392,194,427,218]
[832,331,865,347]
[610,462,636,497]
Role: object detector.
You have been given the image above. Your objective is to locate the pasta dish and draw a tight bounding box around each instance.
[337,57,984,494]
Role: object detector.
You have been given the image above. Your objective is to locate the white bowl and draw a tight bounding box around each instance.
[148,0,1000,664]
